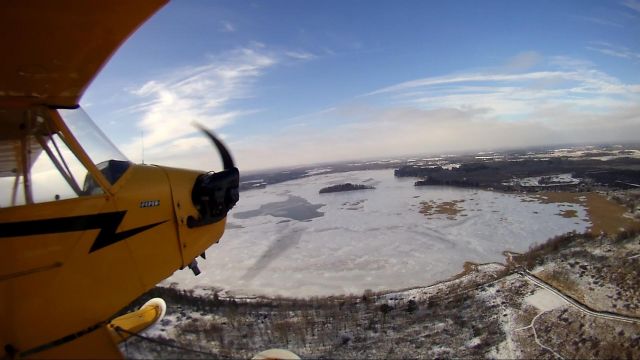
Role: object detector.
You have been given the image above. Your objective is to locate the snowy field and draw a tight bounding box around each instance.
[165,170,590,297]
[502,173,580,187]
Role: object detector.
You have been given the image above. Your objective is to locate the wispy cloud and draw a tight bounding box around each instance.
[362,70,617,97]
[622,0,640,13]
[121,49,640,172]
[232,103,640,171]
[548,56,595,70]
[122,46,277,165]
[572,15,623,27]
[285,51,317,61]
[587,41,640,61]
[229,53,640,170]
[280,106,337,125]
[220,20,236,33]
[504,51,543,72]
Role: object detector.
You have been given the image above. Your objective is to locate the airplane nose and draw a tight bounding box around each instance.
[187,125,239,228]
[188,167,239,228]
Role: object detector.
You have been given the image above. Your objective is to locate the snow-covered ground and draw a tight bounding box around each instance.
[525,148,640,161]
[165,169,589,297]
[524,288,566,311]
[502,173,580,187]
[304,167,333,176]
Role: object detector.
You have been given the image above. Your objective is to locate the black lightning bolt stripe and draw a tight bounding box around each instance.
[0,211,167,253]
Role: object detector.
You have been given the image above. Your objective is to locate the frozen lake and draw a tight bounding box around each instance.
[166,169,589,297]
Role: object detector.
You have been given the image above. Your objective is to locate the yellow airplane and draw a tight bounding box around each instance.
[0,0,241,358]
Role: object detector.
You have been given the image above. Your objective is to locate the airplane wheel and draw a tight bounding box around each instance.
[252,348,300,360]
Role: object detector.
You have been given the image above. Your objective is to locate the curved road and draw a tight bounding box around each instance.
[517,269,640,324]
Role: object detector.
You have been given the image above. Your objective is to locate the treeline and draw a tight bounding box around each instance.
[414,177,479,188]
[123,285,386,316]
[585,169,640,189]
[395,158,640,191]
[319,183,375,194]
[513,228,640,270]
[118,286,227,316]
[130,280,504,359]
[513,232,593,270]
[239,169,309,191]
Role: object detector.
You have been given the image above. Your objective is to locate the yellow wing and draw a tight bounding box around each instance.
[0,0,168,108]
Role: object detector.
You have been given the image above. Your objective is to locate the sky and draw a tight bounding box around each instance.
[82,0,640,172]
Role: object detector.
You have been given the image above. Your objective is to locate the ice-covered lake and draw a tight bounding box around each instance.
[166,169,589,297]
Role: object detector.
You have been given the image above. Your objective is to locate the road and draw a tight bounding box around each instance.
[517,269,640,324]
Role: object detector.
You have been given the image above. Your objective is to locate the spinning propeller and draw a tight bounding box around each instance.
[188,123,240,228]
[185,125,240,275]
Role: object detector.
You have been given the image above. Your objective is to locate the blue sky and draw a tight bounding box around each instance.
[83,0,640,171]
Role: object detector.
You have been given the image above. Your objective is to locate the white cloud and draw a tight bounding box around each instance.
[380,64,638,121]
[227,52,640,171]
[122,46,277,163]
[587,41,640,61]
[285,51,317,60]
[622,0,640,13]
[362,69,628,98]
[221,20,236,33]
[121,49,640,172]
[231,103,640,171]
[504,51,543,72]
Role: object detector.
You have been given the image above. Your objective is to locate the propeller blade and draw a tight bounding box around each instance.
[193,123,235,170]
[187,123,240,228]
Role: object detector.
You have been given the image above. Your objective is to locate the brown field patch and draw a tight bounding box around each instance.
[419,199,465,219]
[557,209,578,218]
[526,192,640,234]
[525,191,582,204]
[584,193,640,234]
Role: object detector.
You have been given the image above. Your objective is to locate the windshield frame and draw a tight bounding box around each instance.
[49,107,115,195]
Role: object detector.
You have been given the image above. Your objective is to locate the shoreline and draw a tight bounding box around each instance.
[173,176,638,302]
[166,259,511,303]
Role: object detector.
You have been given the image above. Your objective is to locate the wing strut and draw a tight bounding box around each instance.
[35,134,83,196]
